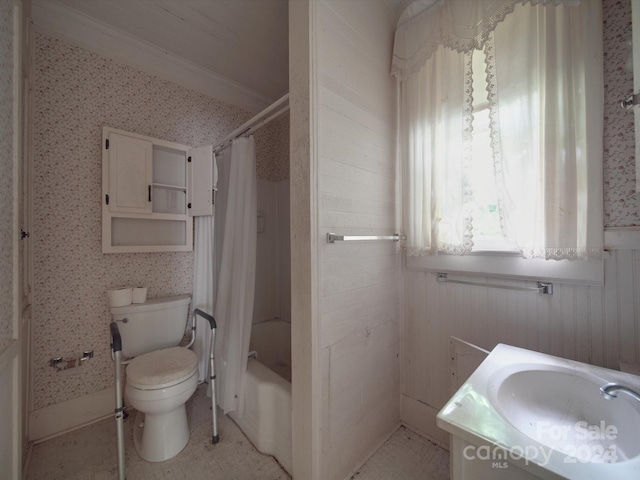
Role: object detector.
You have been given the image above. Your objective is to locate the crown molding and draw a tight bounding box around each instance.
[31,0,273,113]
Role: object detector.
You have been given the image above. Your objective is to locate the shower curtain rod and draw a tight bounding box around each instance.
[213,93,289,154]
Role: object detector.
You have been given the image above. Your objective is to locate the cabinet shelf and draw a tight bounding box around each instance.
[152,183,186,191]
[108,211,188,221]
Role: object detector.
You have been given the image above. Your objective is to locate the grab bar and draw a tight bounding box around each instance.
[327,232,403,243]
[436,273,553,295]
[110,322,122,352]
[192,308,219,444]
[109,322,126,480]
[193,308,217,330]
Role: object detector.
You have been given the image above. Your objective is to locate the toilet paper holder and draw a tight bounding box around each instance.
[50,350,94,370]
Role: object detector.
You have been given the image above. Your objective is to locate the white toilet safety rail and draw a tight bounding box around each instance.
[109,322,126,480]
[193,308,219,444]
[108,309,218,479]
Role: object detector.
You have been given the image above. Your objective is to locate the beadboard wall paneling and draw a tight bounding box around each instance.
[316,1,400,478]
[255,179,281,323]
[32,33,289,412]
[254,177,291,324]
[401,249,640,446]
[253,113,291,327]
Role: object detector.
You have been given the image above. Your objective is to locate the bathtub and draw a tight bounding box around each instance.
[230,319,292,474]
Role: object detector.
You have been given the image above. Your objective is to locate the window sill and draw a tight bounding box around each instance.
[405,250,605,286]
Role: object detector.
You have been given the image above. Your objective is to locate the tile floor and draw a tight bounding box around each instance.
[350,426,449,480]
[26,384,449,479]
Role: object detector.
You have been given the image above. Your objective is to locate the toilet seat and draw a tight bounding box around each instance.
[126,347,198,390]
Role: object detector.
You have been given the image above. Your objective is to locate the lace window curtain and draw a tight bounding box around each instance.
[400,44,474,255]
[394,0,604,260]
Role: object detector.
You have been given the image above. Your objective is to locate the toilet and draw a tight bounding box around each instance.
[110,295,197,462]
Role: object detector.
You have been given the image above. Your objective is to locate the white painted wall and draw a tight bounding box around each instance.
[254,178,291,324]
[289,1,318,477]
[401,247,640,447]
[255,179,280,322]
[316,2,400,478]
[290,1,400,478]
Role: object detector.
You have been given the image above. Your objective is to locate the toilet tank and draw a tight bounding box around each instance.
[110,295,191,358]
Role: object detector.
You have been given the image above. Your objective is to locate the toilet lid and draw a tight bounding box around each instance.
[126,347,198,390]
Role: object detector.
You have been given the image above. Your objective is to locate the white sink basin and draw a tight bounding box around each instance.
[488,364,640,463]
[437,344,640,479]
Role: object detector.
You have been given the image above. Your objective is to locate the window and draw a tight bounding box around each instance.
[392,0,604,283]
[468,48,517,253]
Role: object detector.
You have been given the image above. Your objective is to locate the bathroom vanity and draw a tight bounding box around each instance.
[437,344,640,480]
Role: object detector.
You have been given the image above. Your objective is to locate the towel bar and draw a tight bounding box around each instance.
[326,232,402,243]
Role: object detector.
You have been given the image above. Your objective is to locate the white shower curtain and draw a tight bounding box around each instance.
[192,154,218,383]
[213,136,257,414]
[192,215,216,383]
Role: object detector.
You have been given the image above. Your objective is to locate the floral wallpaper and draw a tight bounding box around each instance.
[255,111,290,182]
[603,0,639,227]
[33,33,289,410]
[0,0,14,354]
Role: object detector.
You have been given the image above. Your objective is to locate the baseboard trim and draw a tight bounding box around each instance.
[400,394,450,450]
[21,442,33,480]
[29,387,115,443]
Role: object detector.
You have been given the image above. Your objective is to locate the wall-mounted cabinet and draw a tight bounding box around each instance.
[102,127,213,253]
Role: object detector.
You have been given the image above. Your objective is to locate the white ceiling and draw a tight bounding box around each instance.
[32,0,410,112]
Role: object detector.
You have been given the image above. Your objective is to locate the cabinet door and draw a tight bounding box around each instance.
[108,132,153,214]
[187,145,214,216]
[152,145,187,215]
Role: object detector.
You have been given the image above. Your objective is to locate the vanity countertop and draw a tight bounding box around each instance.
[437,344,640,480]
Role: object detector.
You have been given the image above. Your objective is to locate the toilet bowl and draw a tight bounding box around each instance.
[125,346,198,462]
[111,294,196,462]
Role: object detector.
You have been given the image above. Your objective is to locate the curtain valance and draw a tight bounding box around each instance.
[391,0,578,80]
